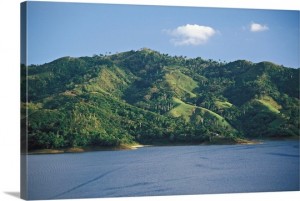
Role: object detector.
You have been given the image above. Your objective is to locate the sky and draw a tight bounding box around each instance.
[24,2,299,68]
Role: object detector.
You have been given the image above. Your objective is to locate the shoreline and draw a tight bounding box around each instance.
[27,144,147,155]
[26,138,262,155]
[26,136,299,155]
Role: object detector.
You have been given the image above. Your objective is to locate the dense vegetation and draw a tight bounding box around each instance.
[21,48,299,150]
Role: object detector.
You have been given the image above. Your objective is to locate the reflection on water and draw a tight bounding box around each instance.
[27,140,299,200]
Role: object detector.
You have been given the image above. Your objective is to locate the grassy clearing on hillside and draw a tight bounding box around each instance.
[215,100,232,109]
[169,97,195,121]
[165,70,198,98]
[256,96,281,114]
[169,98,233,129]
[197,105,232,128]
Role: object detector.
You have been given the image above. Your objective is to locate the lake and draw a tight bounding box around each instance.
[27,140,299,200]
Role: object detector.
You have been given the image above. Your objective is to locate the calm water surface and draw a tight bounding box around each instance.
[27,140,299,200]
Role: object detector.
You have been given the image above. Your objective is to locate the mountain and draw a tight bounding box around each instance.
[21,48,299,150]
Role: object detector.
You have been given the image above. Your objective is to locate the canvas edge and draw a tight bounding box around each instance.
[20,1,28,200]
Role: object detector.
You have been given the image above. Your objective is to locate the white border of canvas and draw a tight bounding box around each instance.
[0,0,299,201]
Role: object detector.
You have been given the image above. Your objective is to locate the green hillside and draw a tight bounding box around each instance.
[165,69,198,98]
[169,97,233,129]
[256,96,281,114]
[21,49,300,151]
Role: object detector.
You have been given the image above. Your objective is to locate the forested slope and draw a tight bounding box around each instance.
[21,48,299,150]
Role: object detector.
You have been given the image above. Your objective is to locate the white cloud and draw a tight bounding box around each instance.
[164,24,216,46]
[250,22,269,32]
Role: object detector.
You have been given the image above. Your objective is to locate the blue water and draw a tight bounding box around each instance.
[27,140,299,200]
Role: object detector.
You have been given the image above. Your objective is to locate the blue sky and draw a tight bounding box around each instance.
[25,2,299,68]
